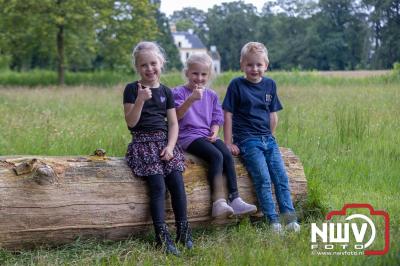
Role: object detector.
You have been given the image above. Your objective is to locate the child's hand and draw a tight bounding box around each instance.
[189,84,204,101]
[160,146,174,161]
[207,130,218,142]
[225,143,240,156]
[137,83,152,101]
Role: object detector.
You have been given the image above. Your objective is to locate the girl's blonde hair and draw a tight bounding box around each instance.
[240,42,269,65]
[183,53,216,84]
[131,41,166,71]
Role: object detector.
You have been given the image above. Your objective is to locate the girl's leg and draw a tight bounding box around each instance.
[186,138,233,217]
[145,174,166,227]
[146,174,180,255]
[165,171,193,249]
[165,171,187,222]
[212,139,239,201]
[213,139,257,215]
[187,138,225,201]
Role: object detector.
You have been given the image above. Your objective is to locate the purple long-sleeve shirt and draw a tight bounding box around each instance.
[173,85,224,150]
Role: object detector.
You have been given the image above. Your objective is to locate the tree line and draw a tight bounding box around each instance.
[0,0,399,84]
[171,0,400,71]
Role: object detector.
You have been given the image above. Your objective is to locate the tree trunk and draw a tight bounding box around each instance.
[0,148,307,250]
[57,24,64,86]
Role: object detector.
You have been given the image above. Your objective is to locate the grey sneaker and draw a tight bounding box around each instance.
[228,197,257,216]
[286,221,301,233]
[271,223,283,235]
[212,199,234,218]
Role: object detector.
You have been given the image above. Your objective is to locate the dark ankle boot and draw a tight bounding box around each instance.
[176,221,194,249]
[155,224,180,256]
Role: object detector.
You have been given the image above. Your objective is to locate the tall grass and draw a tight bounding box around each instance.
[0,73,399,265]
[0,70,134,87]
[0,69,399,87]
[334,107,370,144]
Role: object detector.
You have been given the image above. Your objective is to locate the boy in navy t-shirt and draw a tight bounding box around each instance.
[222,42,300,233]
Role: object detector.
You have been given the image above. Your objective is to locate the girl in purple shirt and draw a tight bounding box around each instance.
[173,53,257,218]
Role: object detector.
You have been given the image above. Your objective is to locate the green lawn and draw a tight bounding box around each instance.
[0,71,399,265]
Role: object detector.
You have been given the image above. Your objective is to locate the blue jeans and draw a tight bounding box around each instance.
[238,135,296,224]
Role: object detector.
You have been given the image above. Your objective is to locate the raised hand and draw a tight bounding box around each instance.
[189,84,204,101]
[137,82,152,101]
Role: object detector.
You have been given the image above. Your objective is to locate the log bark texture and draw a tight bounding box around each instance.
[0,148,307,250]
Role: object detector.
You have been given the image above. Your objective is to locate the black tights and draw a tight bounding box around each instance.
[145,171,187,227]
[187,138,239,201]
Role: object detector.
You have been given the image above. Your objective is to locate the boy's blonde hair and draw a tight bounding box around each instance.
[240,42,269,65]
[131,41,166,71]
[183,53,216,84]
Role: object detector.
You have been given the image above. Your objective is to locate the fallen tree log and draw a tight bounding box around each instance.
[0,148,307,250]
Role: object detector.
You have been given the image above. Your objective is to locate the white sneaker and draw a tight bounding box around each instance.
[271,223,283,235]
[286,222,301,233]
[212,199,234,218]
[228,197,257,216]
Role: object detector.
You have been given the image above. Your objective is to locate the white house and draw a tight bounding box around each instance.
[209,45,221,74]
[171,27,221,73]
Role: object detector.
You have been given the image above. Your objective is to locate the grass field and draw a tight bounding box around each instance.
[0,71,399,265]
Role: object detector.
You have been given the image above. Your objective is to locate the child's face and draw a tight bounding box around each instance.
[135,51,162,86]
[241,52,268,83]
[185,62,210,89]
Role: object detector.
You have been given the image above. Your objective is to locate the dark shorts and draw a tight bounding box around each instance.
[126,130,185,177]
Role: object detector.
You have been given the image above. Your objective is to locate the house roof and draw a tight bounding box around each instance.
[173,31,206,49]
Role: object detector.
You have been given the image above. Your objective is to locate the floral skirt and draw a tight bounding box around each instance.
[126,130,185,177]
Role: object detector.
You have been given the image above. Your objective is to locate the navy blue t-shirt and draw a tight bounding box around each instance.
[222,76,283,143]
[123,81,174,133]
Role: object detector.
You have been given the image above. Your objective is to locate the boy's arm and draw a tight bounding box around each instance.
[160,108,179,161]
[270,112,278,135]
[223,111,240,155]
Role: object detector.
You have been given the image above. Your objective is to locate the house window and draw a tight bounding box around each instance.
[178,42,181,48]
[186,52,189,59]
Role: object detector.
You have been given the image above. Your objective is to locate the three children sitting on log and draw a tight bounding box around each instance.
[123,41,300,256]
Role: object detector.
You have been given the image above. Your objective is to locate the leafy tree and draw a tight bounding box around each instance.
[256,12,307,70]
[0,0,158,84]
[95,1,159,72]
[265,0,317,17]
[206,2,259,70]
[152,0,182,71]
[316,0,369,70]
[0,1,104,84]
[1,0,399,79]
[170,8,208,45]
[363,0,400,68]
